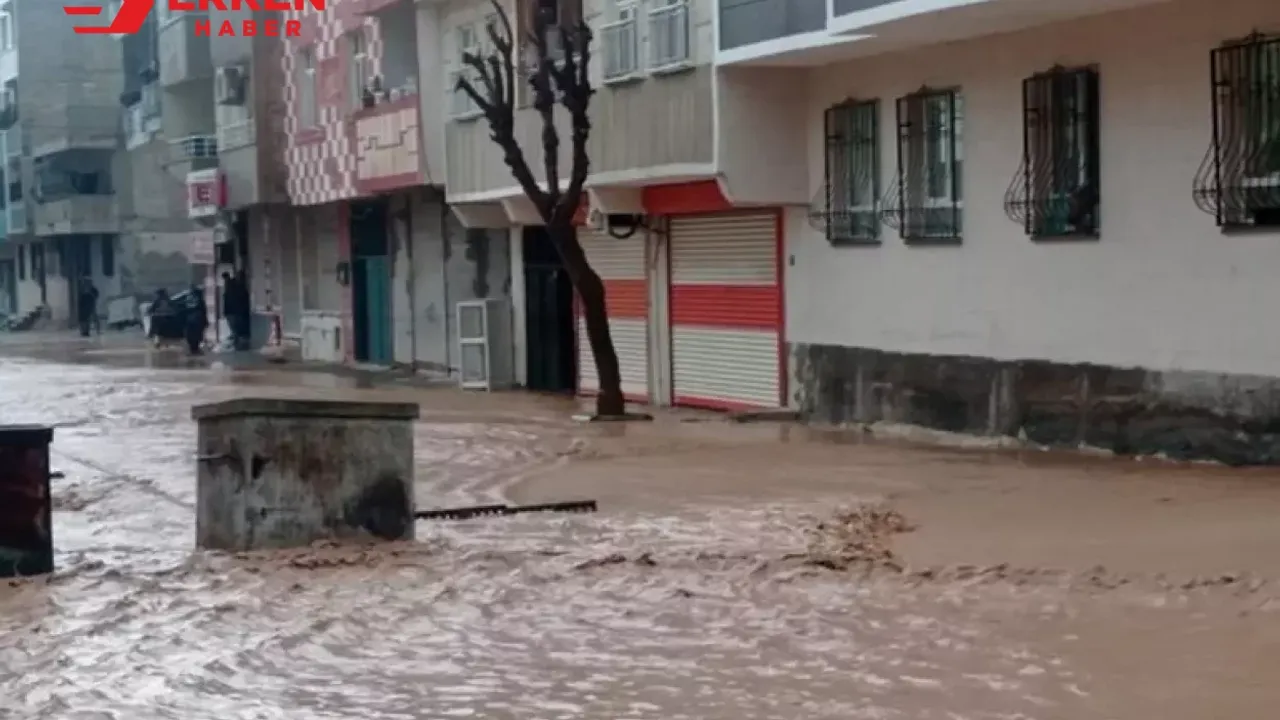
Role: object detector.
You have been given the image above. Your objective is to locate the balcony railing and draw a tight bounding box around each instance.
[601,17,640,81]
[170,134,219,162]
[449,70,482,119]
[33,196,117,235]
[649,1,691,71]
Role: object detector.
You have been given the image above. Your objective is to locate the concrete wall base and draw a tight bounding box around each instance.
[791,343,1280,466]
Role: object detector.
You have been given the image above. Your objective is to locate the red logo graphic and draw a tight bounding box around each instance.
[63,0,322,36]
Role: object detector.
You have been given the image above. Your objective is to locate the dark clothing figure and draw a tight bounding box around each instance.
[77,278,99,337]
[222,271,252,350]
[148,289,175,341]
[183,286,208,355]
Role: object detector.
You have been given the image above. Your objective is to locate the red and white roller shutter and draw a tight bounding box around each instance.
[577,229,649,401]
[669,212,781,409]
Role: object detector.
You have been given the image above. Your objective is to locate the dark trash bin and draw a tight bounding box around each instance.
[0,425,55,578]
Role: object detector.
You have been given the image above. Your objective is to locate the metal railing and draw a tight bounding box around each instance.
[601,17,639,81]
[170,134,219,161]
[649,1,690,71]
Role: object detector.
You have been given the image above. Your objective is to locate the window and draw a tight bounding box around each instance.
[297,47,317,128]
[0,10,13,53]
[100,235,115,278]
[819,99,880,245]
[348,29,370,111]
[882,87,963,243]
[451,25,482,118]
[16,244,23,281]
[601,0,639,81]
[1194,33,1280,228]
[1003,66,1100,238]
[649,0,690,71]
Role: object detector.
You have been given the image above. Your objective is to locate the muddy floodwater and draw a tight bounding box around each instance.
[2,342,1280,719]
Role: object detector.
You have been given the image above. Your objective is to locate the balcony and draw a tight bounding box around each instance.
[6,202,23,234]
[33,196,117,236]
[158,15,215,88]
[719,0,826,51]
[649,2,692,72]
[352,95,424,194]
[601,17,641,83]
[216,119,255,152]
[170,134,219,171]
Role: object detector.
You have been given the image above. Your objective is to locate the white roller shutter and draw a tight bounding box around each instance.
[577,228,649,400]
[669,212,781,409]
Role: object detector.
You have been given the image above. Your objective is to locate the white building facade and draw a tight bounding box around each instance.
[717,0,1280,461]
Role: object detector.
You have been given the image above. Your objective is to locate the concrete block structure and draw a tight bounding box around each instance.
[192,397,419,551]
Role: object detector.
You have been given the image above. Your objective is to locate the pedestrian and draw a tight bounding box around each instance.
[77,276,99,338]
[184,284,209,356]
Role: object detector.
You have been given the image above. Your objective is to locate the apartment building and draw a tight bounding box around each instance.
[710,0,1280,460]
[441,0,787,409]
[278,0,510,373]
[1,0,123,326]
[205,5,294,345]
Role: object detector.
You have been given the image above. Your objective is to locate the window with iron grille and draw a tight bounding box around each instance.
[1003,66,1100,239]
[815,99,880,245]
[880,87,963,243]
[1194,33,1280,228]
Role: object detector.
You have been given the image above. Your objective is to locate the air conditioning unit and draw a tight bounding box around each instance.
[215,66,244,105]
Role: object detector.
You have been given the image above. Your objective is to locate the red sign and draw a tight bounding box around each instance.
[62,0,322,36]
[187,169,224,219]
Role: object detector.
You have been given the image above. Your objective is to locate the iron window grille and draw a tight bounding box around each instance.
[809,99,880,245]
[1003,66,1100,239]
[1194,32,1280,229]
[880,87,963,243]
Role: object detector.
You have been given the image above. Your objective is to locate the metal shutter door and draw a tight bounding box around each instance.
[669,212,780,408]
[576,228,649,400]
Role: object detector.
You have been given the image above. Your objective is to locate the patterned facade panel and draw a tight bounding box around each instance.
[281,0,385,206]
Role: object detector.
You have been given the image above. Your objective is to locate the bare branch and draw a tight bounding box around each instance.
[529,1,561,211]
[453,0,548,210]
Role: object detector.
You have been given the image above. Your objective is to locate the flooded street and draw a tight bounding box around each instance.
[3,339,1280,719]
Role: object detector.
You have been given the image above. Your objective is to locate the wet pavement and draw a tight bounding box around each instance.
[2,333,1280,719]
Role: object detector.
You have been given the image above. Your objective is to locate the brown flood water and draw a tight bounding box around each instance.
[2,349,1279,719]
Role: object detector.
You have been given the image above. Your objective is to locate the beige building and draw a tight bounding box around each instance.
[429,0,1280,462]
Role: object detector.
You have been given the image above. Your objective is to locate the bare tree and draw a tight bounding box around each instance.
[455,0,626,417]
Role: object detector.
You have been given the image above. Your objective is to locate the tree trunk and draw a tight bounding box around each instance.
[548,223,626,417]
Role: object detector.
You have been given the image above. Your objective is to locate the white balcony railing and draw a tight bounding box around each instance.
[217,119,256,151]
[449,70,482,119]
[601,17,640,81]
[649,1,691,71]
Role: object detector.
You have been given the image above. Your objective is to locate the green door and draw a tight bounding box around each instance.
[362,255,393,365]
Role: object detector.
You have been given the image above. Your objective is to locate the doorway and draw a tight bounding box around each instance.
[62,236,92,328]
[522,226,576,393]
[350,199,393,365]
